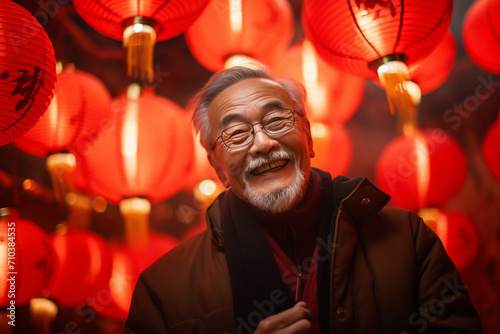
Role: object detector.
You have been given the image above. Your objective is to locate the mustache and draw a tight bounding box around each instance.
[242,150,294,176]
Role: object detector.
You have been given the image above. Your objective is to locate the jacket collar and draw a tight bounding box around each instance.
[205,170,391,248]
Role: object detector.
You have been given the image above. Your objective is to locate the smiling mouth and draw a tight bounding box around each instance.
[251,159,289,176]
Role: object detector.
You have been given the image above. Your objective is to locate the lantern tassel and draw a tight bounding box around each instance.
[123,23,157,84]
[119,197,151,247]
[46,153,76,203]
[377,60,421,136]
[29,298,58,334]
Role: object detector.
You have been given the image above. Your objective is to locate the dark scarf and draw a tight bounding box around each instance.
[220,169,360,333]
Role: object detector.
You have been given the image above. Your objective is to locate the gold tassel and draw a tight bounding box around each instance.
[376,60,421,137]
[123,22,157,84]
[119,197,151,247]
[29,298,58,334]
[46,153,76,203]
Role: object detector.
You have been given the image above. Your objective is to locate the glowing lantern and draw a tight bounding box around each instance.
[302,0,453,133]
[95,233,179,322]
[482,120,500,183]
[463,0,500,74]
[15,64,112,159]
[71,0,210,82]
[375,129,467,211]
[185,0,294,72]
[310,122,352,177]
[73,86,194,205]
[420,209,479,271]
[0,1,57,146]
[0,210,56,307]
[46,227,113,308]
[274,40,365,124]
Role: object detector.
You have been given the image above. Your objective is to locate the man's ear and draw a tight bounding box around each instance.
[208,151,230,188]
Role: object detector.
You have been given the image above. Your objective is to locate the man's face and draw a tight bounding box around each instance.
[207,77,314,212]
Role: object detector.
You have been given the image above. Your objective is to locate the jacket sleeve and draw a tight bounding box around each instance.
[412,212,482,333]
[125,274,169,334]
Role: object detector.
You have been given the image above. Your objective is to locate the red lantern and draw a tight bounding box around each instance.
[302,0,453,134]
[0,212,56,306]
[483,120,500,183]
[0,1,57,146]
[463,0,500,74]
[46,227,113,308]
[302,0,453,80]
[71,0,210,82]
[407,30,457,95]
[185,0,294,72]
[95,233,179,322]
[274,40,365,124]
[421,209,479,271]
[73,88,194,204]
[15,65,112,158]
[310,122,352,177]
[375,129,467,211]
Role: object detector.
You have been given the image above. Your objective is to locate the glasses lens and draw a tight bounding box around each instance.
[221,123,253,148]
[262,109,295,134]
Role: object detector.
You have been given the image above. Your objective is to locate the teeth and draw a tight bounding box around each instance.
[252,159,288,175]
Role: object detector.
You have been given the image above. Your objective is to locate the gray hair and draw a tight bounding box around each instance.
[190,65,308,151]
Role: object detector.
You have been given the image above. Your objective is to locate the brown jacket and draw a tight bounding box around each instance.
[125,173,482,333]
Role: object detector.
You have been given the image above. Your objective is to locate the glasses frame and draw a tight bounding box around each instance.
[212,108,298,150]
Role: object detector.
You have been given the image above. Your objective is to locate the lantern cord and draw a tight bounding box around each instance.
[123,24,157,84]
[377,60,421,136]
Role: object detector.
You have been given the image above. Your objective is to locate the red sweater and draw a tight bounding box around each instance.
[256,171,322,333]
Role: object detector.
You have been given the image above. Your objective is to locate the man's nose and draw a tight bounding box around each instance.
[248,126,279,155]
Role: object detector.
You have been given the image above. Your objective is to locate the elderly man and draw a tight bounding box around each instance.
[125,66,482,334]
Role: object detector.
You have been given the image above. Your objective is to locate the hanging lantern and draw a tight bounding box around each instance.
[0,209,56,307]
[73,86,194,205]
[185,0,294,72]
[419,208,480,271]
[463,0,500,74]
[0,1,57,146]
[15,64,112,159]
[71,0,210,82]
[483,120,500,183]
[95,233,179,323]
[274,40,365,124]
[310,122,353,177]
[302,0,453,134]
[375,129,467,211]
[46,226,113,308]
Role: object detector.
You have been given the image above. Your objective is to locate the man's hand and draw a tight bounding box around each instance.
[254,301,313,333]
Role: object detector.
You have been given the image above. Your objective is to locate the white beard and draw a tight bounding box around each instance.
[241,151,306,214]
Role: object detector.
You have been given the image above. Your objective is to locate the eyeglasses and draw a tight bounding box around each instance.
[212,108,298,149]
